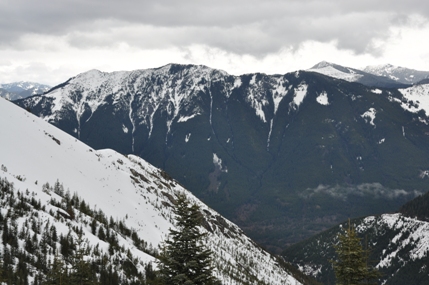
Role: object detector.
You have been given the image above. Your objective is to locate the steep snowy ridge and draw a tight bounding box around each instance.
[0,97,302,285]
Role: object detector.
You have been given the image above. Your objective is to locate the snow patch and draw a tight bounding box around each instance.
[361,108,377,126]
[213,153,227,173]
[316,91,329,105]
[178,113,200,123]
[234,77,242,89]
[419,170,429,178]
[122,124,128,133]
[290,82,308,110]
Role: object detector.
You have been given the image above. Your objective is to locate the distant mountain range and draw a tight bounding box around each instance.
[308,61,429,87]
[364,64,429,85]
[14,62,429,254]
[0,81,50,100]
[0,97,307,285]
[283,189,429,285]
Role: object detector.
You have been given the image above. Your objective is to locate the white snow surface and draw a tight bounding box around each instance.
[290,82,308,110]
[213,153,227,173]
[0,98,300,285]
[398,84,429,115]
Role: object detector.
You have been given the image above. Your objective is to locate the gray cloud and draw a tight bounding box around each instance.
[300,183,422,201]
[1,0,429,56]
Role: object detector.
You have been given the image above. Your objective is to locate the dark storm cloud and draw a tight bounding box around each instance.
[2,0,429,55]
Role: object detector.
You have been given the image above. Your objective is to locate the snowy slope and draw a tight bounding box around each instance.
[0,97,302,285]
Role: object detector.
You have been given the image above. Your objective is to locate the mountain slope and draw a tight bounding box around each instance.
[308,61,409,88]
[283,191,429,285]
[14,64,429,252]
[0,81,50,100]
[364,64,429,85]
[0,97,304,285]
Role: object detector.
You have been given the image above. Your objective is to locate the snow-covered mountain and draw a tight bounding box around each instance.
[0,97,304,285]
[0,81,50,100]
[364,64,429,85]
[15,63,429,254]
[308,61,408,88]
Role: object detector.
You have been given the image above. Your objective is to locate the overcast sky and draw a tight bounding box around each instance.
[1,0,429,86]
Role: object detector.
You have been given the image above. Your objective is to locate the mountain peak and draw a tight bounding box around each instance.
[310,61,336,69]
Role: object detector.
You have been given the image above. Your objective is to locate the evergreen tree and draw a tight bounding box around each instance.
[69,235,99,285]
[0,254,6,284]
[158,194,220,285]
[43,254,68,285]
[332,220,380,285]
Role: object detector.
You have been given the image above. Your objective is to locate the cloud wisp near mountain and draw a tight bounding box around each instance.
[15,63,429,253]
